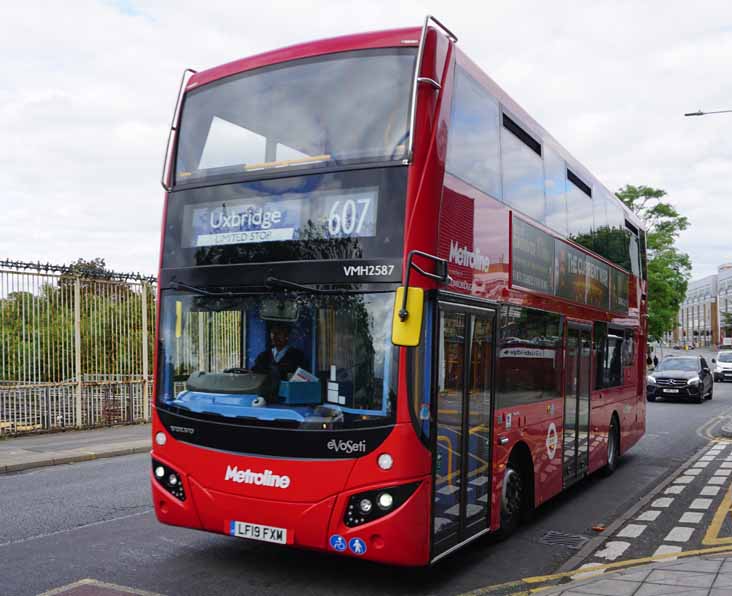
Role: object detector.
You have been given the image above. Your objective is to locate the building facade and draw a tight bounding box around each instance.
[672,264,732,348]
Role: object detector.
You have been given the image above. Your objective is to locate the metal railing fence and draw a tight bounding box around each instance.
[0,260,156,436]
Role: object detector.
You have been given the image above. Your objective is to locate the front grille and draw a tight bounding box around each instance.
[656,378,688,386]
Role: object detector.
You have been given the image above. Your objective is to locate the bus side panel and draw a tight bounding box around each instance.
[524,398,565,507]
[492,399,564,515]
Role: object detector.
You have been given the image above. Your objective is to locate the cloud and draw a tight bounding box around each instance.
[1,0,730,280]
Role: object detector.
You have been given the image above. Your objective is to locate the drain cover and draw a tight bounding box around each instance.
[539,530,590,550]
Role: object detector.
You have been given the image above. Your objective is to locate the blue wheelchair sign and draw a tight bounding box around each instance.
[348,537,367,555]
[329,534,347,552]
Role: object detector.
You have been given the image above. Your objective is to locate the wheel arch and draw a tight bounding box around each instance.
[508,440,535,510]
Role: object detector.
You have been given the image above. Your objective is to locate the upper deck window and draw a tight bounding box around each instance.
[445,67,502,199]
[500,114,545,222]
[175,48,416,185]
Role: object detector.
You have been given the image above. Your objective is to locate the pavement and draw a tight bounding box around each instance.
[533,553,732,595]
[0,423,151,473]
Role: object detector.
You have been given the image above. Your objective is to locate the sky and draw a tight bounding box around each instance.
[1,1,731,279]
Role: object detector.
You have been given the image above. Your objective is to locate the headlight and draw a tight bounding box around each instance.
[688,376,700,385]
[151,459,185,501]
[647,375,656,384]
[377,492,394,510]
[358,498,373,515]
[344,482,420,527]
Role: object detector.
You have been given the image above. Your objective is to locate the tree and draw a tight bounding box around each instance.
[615,185,691,341]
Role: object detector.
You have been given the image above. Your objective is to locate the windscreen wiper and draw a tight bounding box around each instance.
[265,276,349,295]
[168,277,348,296]
[167,279,255,297]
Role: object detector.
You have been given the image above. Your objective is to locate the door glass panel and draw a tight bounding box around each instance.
[465,316,493,528]
[434,311,465,540]
[563,329,579,483]
[577,331,591,475]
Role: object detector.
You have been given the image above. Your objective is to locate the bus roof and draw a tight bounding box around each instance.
[186,27,421,90]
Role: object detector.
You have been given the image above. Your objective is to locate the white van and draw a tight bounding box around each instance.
[714,351,732,381]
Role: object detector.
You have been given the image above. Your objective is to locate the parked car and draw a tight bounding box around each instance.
[647,356,713,403]
[714,351,732,382]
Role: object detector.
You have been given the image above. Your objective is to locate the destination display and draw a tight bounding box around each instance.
[511,218,628,313]
[183,187,379,248]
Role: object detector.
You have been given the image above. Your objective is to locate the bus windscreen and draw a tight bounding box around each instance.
[175,48,416,185]
[157,291,397,430]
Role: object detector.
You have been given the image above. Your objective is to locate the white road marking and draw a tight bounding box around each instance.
[690,498,713,510]
[0,510,152,549]
[708,476,726,485]
[713,468,732,476]
[652,497,674,508]
[594,541,631,561]
[664,526,694,542]
[679,512,704,523]
[692,462,710,468]
[673,476,694,484]
[701,486,721,496]
[636,510,662,522]
[685,468,702,476]
[665,485,685,495]
[617,524,646,538]
[653,545,682,560]
[699,456,715,461]
[720,462,732,469]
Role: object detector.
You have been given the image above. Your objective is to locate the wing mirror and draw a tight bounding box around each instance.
[391,250,451,347]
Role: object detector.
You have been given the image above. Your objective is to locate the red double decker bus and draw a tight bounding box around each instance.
[152,16,647,566]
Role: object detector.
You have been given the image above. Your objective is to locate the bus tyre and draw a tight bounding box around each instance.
[499,458,526,537]
[602,417,620,476]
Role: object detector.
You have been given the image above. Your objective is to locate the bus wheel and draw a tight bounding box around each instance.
[500,460,525,536]
[602,416,620,476]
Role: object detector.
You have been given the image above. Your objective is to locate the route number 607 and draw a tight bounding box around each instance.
[328,198,372,236]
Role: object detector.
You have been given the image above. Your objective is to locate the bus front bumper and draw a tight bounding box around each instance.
[151,460,432,566]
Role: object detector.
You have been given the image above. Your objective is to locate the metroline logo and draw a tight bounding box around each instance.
[224,465,291,489]
[449,240,490,272]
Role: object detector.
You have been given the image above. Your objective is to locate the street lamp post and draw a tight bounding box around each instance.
[685,108,732,117]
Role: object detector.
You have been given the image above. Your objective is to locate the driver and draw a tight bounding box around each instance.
[252,324,305,382]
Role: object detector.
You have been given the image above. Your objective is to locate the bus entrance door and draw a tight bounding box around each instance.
[563,323,591,487]
[431,302,496,558]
